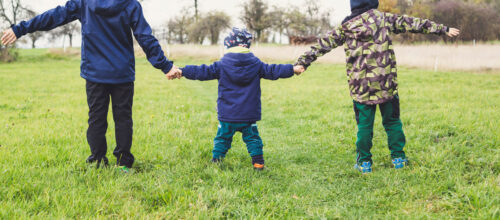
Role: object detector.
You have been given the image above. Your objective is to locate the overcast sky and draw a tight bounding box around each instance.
[16,0,351,48]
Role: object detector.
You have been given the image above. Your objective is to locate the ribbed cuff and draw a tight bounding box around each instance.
[10,24,21,38]
[251,155,265,165]
[162,61,174,74]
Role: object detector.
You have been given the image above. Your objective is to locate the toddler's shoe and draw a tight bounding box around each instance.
[211,158,223,163]
[392,158,408,169]
[253,163,265,171]
[354,161,372,174]
[251,155,265,171]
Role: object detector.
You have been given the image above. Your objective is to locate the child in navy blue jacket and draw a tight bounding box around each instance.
[178,28,304,170]
[1,0,181,172]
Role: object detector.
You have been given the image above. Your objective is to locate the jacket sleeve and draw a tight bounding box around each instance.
[385,13,448,35]
[11,0,81,38]
[182,62,221,81]
[130,2,173,74]
[260,62,294,80]
[295,26,345,69]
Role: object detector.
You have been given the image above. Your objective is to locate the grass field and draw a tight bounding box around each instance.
[0,49,499,218]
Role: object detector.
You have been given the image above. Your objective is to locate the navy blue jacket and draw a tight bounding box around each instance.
[12,0,172,84]
[182,52,294,123]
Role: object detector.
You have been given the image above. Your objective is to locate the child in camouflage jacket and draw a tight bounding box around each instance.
[295,0,460,173]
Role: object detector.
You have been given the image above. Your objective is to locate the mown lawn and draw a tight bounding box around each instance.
[0,49,498,218]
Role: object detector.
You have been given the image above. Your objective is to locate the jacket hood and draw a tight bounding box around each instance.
[343,0,378,24]
[221,53,261,86]
[89,0,131,16]
[350,0,379,12]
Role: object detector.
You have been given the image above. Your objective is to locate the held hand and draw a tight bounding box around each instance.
[294,65,305,75]
[1,29,17,45]
[166,66,182,80]
[447,28,460,38]
[175,68,182,79]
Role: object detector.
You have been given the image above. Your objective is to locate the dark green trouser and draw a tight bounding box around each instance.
[353,96,406,164]
[213,122,264,159]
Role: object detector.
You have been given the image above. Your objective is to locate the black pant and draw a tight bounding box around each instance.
[86,80,135,168]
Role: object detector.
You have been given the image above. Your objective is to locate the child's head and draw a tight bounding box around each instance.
[350,0,379,12]
[224,27,253,49]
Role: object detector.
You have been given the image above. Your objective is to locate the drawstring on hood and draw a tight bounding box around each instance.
[89,0,131,16]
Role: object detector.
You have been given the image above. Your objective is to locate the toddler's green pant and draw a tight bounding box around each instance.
[353,96,406,164]
[213,122,263,159]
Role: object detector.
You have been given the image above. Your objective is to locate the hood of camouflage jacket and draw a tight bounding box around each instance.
[343,0,379,24]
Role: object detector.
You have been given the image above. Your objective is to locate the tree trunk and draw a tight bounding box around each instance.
[194,0,198,21]
[32,40,36,49]
[69,34,73,47]
[279,29,283,44]
[179,32,184,44]
[211,30,217,45]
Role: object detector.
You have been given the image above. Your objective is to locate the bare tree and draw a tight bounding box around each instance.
[27,30,43,48]
[51,22,80,47]
[241,0,272,42]
[167,8,194,44]
[194,0,199,21]
[187,19,208,44]
[270,6,289,44]
[23,8,46,48]
[202,11,231,45]
[0,0,23,26]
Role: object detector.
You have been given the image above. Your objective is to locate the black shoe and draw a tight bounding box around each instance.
[86,156,109,168]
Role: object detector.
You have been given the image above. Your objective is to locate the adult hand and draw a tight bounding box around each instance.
[1,29,17,45]
[294,65,305,75]
[447,28,460,38]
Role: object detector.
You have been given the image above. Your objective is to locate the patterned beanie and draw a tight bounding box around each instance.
[350,0,379,12]
[224,27,253,49]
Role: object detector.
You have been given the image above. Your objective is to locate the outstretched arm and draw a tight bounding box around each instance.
[130,1,174,74]
[386,13,449,35]
[295,26,345,70]
[1,0,81,45]
[260,62,295,80]
[182,62,221,81]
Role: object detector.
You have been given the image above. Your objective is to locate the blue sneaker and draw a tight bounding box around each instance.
[392,158,408,169]
[354,161,372,174]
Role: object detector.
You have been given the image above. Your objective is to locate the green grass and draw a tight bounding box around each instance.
[0,49,499,219]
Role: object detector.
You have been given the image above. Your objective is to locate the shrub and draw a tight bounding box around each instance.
[0,43,18,62]
[433,0,499,42]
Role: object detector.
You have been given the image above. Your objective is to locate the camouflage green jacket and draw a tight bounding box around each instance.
[296,9,448,105]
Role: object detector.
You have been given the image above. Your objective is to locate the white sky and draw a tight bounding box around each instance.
[13,0,351,48]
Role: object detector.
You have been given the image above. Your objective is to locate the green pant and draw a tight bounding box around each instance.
[353,96,406,164]
[213,122,264,159]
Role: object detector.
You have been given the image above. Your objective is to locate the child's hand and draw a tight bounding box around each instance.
[447,28,460,38]
[1,28,17,45]
[294,65,305,75]
[166,66,182,80]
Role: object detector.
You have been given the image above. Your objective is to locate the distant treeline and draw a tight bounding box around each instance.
[160,0,333,45]
[160,0,500,45]
[381,0,500,42]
